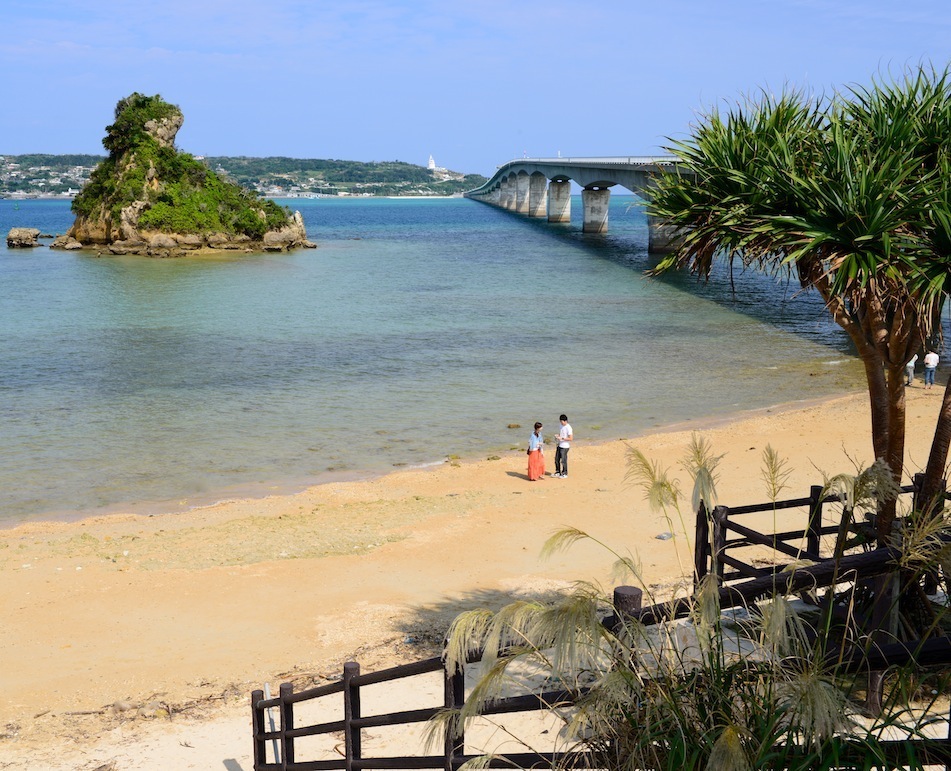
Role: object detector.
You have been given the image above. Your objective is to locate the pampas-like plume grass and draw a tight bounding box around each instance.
[706,725,751,771]
[624,447,682,512]
[822,457,901,516]
[542,527,641,586]
[681,433,723,512]
[761,444,792,502]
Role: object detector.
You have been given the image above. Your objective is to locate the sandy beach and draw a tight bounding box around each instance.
[1,386,947,769]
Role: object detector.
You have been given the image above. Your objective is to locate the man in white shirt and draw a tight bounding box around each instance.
[554,414,573,478]
[924,350,940,389]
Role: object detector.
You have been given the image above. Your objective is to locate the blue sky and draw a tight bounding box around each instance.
[1,1,949,175]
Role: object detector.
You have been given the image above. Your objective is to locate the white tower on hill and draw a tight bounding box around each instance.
[427,154,436,171]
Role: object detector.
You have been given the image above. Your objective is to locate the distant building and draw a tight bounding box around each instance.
[427,154,436,171]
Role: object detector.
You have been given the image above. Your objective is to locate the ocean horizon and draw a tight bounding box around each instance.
[0,195,865,525]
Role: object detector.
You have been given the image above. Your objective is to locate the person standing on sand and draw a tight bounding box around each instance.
[527,422,545,481]
[906,353,918,386]
[924,350,940,389]
[553,414,573,478]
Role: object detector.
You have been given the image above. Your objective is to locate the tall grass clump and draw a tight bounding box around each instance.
[430,439,951,770]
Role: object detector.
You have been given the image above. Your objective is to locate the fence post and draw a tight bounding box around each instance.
[807,485,823,559]
[613,585,643,617]
[252,689,266,770]
[711,506,729,586]
[694,501,710,590]
[443,657,465,771]
[279,682,294,771]
[344,661,362,771]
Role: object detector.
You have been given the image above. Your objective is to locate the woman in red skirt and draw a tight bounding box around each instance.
[527,422,545,481]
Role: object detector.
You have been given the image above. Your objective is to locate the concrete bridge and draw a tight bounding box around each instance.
[464,156,680,252]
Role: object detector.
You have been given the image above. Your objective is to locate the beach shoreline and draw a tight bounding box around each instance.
[3,390,864,532]
[1,386,945,769]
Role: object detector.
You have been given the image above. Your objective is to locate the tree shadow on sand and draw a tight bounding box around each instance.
[386,583,576,659]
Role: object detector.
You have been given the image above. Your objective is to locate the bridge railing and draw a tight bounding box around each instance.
[466,156,679,198]
[495,156,678,166]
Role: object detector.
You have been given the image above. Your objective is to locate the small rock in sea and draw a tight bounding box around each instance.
[655,532,674,541]
[507,423,521,429]
[487,455,501,461]
[6,227,42,248]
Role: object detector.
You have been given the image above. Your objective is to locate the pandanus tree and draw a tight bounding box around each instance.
[648,65,951,545]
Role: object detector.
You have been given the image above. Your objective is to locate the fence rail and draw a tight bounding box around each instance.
[693,475,951,590]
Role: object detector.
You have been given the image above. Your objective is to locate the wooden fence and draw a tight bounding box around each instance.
[253,478,951,770]
[693,474,948,590]
[252,629,951,769]
[251,654,585,771]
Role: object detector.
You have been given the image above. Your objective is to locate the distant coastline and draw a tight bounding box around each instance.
[1,153,487,200]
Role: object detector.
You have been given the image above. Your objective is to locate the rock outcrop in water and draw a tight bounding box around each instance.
[6,228,42,248]
[58,93,316,256]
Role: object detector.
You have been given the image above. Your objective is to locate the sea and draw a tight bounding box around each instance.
[0,195,865,525]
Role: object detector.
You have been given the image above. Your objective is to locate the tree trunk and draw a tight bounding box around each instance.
[920,373,951,517]
[878,364,908,544]
[861,351,890,464]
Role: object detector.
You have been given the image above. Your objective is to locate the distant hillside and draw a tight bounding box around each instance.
[0,153,487,198]
[206,157,486,197]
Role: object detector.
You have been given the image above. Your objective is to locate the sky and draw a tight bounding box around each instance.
[1,1,950,176]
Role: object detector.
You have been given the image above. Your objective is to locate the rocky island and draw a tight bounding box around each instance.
[51,93,315,256]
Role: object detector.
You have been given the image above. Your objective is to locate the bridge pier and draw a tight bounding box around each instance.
[647,215,680,253]
[528,173,547,217]
[500,177,516,210]
[582,186,610,233]
[548,180,571,223]
[515,173,530,214]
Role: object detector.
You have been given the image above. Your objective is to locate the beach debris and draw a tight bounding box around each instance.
[0,722,20,739]
[655,531,674,541]
[136,701,169,719]
[487,455,501,461]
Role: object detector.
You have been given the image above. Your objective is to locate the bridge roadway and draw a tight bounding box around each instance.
[463,156,679,252]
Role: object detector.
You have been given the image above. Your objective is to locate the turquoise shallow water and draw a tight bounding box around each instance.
[0,196,864,523]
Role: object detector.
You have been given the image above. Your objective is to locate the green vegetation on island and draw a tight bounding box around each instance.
[70,93,292,243]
